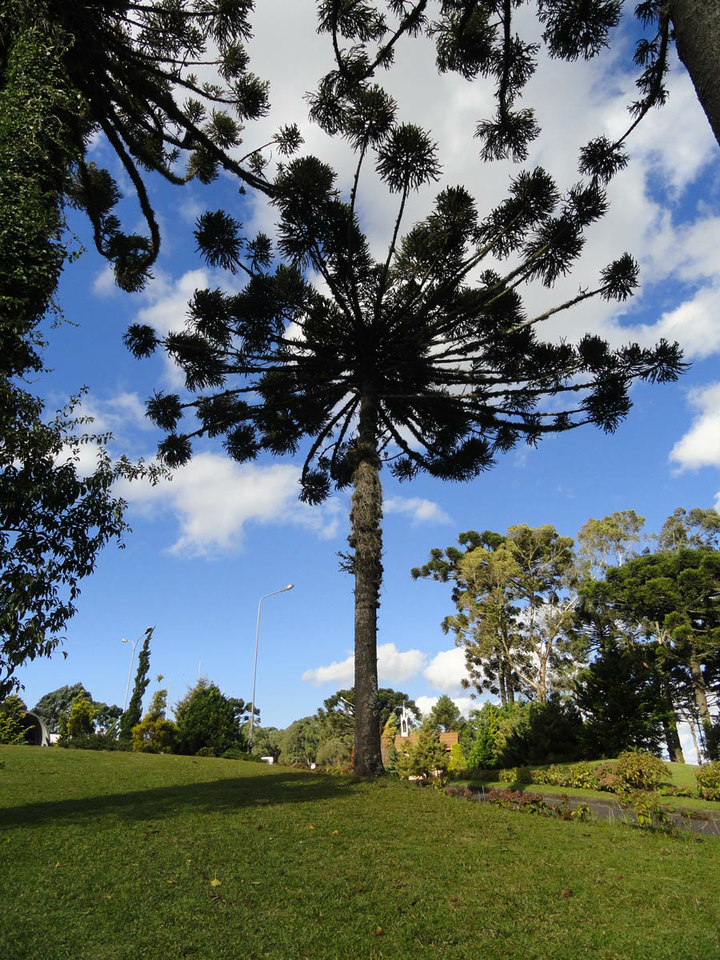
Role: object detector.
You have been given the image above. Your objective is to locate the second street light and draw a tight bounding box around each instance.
[248,584,294,753]
[121,627,153,712]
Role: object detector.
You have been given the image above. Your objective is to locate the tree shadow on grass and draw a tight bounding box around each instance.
[0,768,361,831]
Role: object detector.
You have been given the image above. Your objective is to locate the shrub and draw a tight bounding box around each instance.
[565,761,600,790]
[447,743,467,776]
[696,761,720,802]
[396,720,447,782]
[220,747,245,760]
[615,751,668,791]
[131,716,177,754]
[196,746,216,757]
[0,695,30,744]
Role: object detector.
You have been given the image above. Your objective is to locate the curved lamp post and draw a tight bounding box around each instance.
[121,627,153,711]
[248,585,294,752]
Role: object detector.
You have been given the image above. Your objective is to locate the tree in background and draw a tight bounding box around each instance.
[428,694,462,732]
[317,687,420,743]
[0,395,131,698]
[59,695,96,743]
[587,549,720,761]
[278,717,323,768]
[174,679,253,756]
[0,694,30,744]
[574,639,669,758]
[32,683,92,733]
[250,726,282,762]
[131,687,177,754]
[416,525,579,704]
[32,682,121,735]
[118,629,153,742]
[576,510,647,576]
[396,720,447,782]
[657,508,720,553]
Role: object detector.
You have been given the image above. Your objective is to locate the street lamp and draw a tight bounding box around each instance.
[248,585,294,753]
[121,627,153,711]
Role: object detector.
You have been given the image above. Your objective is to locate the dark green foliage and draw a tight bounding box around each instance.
[584,549,720,760]
[317,687,420,737]
[0,391,130,698]
[118,630,153,742]
[278,717,323,767]
[249,726,282,761]
[32,683,92,734]
[174,679,251,756]
[492,697,584,767]
[575,640,669,757]
[429,694,462,732]
[463,697,583,769]
[316,737,352,768]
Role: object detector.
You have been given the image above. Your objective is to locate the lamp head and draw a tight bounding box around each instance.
[282,583,294,592]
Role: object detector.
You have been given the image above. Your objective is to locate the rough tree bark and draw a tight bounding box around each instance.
[688,646,718,760]
[350,392,383,776]
[669,0,720,150]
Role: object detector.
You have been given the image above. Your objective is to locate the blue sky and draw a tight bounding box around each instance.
[15,3,720,753]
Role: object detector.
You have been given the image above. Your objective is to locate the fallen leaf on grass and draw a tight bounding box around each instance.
[332,830,339,836]
[562,889,574,898]
[166,879,177,885]
[375,927,383,937]
[308,824,315,830]
[210,878,222,887]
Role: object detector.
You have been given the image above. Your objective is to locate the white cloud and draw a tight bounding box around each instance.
[302,641,426,687]
[415,694,476,720]
[384,496,452,525]
[119,453,341,557]
[423,646,470,692]
[669,382,720,471]
[92,265,118,298]
[137,268,213,338]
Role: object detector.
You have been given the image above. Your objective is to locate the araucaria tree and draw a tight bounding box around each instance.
[127,5,683,775]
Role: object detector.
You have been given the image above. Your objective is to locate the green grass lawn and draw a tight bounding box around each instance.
[2,747,720,960]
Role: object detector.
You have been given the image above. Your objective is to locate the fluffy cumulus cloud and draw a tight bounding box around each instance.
[302,642,426,687]
[384,496,452,526]
[423,647,470,693]
[669,383,720,477]
[118,453,342,557]
[415,695,476,720]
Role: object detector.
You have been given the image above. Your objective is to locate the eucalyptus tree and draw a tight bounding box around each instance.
[126,4,683,774]
[414,525,580,704]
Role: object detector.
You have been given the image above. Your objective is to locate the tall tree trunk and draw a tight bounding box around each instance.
[669,0,720,151]
[688,645,718,760]
[350,393,383,776]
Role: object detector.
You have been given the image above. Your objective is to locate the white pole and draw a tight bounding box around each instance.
[122,627,153,712]
[248,584,294,752]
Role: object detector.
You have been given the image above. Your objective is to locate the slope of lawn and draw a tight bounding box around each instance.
[2,746,720,960]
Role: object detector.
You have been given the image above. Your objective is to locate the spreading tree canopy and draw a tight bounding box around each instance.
[125,6,685,776]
